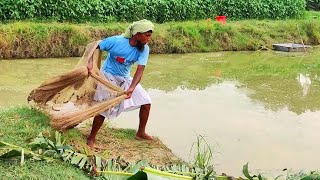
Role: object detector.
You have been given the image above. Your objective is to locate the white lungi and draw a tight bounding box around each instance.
[94,71,152,119]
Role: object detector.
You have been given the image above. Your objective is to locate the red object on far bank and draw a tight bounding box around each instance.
[216,15,227,24]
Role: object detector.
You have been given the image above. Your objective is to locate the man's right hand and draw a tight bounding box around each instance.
[125,88,134,99]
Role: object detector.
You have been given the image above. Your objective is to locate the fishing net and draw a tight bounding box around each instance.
[28,41,127,131]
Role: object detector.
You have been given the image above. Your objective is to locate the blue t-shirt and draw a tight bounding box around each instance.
[99,35,150,78]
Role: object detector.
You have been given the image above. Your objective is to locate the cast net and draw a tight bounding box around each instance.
[28,41,127,131]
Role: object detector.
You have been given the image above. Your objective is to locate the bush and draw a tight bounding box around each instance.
[0,0,306,23]
[216,0,305,20]
[306,0,320,10]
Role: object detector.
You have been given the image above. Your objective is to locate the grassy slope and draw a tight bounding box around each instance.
[0,106,181,179]
[0,107,89,179]
[0,11,319,59]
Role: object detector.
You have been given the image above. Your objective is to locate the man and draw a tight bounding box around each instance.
[86,19,154,148]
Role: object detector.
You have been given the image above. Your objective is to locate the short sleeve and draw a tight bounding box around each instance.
[99,36,116,51]
[137,45,150,66]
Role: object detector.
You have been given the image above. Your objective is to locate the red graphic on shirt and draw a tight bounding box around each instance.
[116,56,125,64]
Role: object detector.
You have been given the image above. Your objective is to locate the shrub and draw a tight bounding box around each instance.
[0,0,306,23]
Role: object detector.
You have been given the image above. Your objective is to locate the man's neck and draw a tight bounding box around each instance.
[129,38,137,47]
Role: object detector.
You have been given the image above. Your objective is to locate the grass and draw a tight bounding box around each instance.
[190,135,213,169]
[303,11,320,20]
[1,99,320,179]
[0,107,51,146]
[0,107,89,179]
[0,160,88,180]
[1,13,320,58]
[0,106,182,179]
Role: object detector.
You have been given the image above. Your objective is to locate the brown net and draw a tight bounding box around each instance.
[28,41,127,131]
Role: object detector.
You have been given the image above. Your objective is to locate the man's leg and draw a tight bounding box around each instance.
[136,104,153,140]
[87,115,105,147]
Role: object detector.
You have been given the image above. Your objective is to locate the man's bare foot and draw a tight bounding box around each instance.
[135,132,154,140]
[86,136,95,148]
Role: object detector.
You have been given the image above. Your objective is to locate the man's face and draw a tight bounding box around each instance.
[136,32,152,45]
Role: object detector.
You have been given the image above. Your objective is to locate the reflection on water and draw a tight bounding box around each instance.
[297,73,312,96]
[0,50,320,176]
[116,82,320,177]
[0,58,77,108]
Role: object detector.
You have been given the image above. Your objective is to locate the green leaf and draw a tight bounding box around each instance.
[71,153,84,165]
[0,149,21,158]
[32,156,42,161]
[96,155,102,169]
[112,159,117,171]
[203,169,214,179]
[46,139,55,149]
[106,159,113,171]
[0,148,12,157]
[63,151,74,161]
[0,141,6,147]
[55,131,62,146]
[130,160,148,173]
[20,149,25,166]
[243,163,253,180]
[55,145,71,150]
[127,171,147,180]
[78,156,88,169]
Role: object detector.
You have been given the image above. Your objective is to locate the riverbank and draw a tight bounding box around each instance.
[0,107,183,179]
[1,106,320,179]
[1,19,320,59]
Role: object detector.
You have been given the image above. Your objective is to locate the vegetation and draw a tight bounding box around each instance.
[1,106,320,179]
[306,0,320,11]
[0,107,216,179]
[217,0,305,20]
[1,18,320,59]
[0,107,89,179]
[0,0,305,23]
[0,0,319,179]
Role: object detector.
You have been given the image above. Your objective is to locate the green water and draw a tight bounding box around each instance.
[0,49,320,176]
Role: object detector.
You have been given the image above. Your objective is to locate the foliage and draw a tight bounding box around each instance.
[0,0,305,23]
[1,130,216,179]
[1,19,320,59]
[242,163,264,180]
[190,135,213,169]
[306,0,320,11]
[243,163,320,180]
[288,171,320,180]
[216,0,305,20]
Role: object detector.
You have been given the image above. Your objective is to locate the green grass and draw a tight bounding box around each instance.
[0,107,140,179]
[0,107,51,146]
[303,11,320,20]
[0,106,183,179]
[0,107,90,179]
[0,160,88,180]
[1,17,320,59]
[108,128,137,140]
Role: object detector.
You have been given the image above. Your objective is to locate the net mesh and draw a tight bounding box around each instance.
[28,41,127,130]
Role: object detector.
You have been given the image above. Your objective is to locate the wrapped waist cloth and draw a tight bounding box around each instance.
[94,71,151,119]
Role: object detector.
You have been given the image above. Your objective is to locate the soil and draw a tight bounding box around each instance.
[71,124,183,167]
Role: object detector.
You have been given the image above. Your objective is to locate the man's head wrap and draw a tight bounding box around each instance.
[122,19,154,38]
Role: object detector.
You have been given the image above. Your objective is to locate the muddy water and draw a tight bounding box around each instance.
[0,50,320,177]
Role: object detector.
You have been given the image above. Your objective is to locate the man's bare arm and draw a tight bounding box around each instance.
[126,65,145,99]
